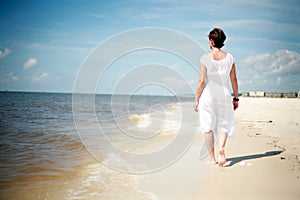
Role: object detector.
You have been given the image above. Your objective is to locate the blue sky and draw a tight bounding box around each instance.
[0,0,299,94]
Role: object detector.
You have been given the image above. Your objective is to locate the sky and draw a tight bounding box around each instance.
[0,0,299,94]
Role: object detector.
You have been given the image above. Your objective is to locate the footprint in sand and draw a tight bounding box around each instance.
[238,161,253,166]
[238,161,245,166]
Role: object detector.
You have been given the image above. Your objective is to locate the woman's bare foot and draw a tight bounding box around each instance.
[206,160,217,165]
[218,148,226,166]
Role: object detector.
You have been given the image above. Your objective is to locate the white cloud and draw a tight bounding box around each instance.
[269,51,300,75]
[240,50,300,76]
[24,58,38,70]
[238,50,300,92]
[12,76,19,81]
[277,76,282,85]
[8,72,19,81]
[32,72,49,82]
[0,48,12,59]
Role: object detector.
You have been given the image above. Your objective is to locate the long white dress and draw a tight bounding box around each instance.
[198,53,235,137]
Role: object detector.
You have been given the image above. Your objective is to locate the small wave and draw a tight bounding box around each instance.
[168,103,182,110]
[102,153,132,172]
[66,161,155,200]
[129,114,152,128]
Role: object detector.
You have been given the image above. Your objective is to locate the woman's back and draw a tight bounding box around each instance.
[200,52,234,87]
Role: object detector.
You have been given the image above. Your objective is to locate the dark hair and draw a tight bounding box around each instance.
[208,28,226,48]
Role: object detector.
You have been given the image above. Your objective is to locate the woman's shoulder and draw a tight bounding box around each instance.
[200,52,234,64]
[200,54,211,65]
[226,52,234,63]
[226,52,233,57]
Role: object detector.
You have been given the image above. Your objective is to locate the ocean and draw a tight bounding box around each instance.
[0,91,194,199]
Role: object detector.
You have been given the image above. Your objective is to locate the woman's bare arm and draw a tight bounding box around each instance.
[230,63,239,110]
[194,64,207,112]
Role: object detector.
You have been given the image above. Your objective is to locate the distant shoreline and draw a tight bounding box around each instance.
[1,90,299,98]
[242,91,300,98]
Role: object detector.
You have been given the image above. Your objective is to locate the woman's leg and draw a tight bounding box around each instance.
[204,131,217,164]
[218,131,227,166]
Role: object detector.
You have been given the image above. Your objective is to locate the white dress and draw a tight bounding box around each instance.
[198,53,235,137]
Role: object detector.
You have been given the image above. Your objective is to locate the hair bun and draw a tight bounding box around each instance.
[208,28,226,48]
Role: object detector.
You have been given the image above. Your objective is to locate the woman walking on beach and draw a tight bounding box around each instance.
[194,28,239,166]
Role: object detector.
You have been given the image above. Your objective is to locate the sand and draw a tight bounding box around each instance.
[138,97,300,200]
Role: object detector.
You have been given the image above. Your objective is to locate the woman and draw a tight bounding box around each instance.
[194,28,239,166]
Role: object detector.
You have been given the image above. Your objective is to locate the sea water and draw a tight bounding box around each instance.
[0,92,193,199]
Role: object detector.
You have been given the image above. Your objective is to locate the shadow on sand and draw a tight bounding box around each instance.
[226,150,283,167]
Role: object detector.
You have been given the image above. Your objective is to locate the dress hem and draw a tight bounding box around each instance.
[200,127,235,137]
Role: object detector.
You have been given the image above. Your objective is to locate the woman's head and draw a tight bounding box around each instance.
[208,28,226,49]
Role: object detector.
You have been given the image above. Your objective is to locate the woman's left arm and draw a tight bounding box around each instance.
[230,63,239,110]
[194,64,207,112]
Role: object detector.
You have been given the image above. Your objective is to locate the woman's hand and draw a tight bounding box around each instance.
[233,101,239,110]
[194,102,199,112]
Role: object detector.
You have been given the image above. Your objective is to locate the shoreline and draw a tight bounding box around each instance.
[1,90,300,98]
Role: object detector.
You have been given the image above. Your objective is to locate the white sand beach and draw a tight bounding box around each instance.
[138,97,300,200]
[1,96,299,200]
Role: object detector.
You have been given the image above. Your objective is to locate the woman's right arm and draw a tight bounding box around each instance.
[194,64,207,112]
[230,63,239,110]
